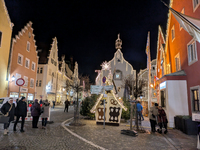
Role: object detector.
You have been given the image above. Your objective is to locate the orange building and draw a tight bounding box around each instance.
[8,21,38,101]
[156,0,200,127]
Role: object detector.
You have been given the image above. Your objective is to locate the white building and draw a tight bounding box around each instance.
[95,34,136,98]
[36,37,73,104]
[138,59,157,115]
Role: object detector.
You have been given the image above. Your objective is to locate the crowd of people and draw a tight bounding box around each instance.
[0,97,50,135]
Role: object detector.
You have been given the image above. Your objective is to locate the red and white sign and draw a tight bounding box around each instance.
[16,78,25,86]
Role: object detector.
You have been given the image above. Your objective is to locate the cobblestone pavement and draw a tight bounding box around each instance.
[66,117,197,150]
[0,105,99,150]
[0,105,197,150]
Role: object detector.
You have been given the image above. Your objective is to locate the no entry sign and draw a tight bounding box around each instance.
[102,76,106,83]
[16,78,25,86]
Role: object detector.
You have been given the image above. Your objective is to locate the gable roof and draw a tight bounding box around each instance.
[90,90,127,113]
[1,0,13,29]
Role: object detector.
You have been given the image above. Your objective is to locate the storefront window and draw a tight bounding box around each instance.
[20,93,27,98]
[161,90,166,107]
[28,93,34,100]
[10,92,19,98]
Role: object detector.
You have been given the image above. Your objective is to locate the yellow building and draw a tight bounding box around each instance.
[0,0,13,97]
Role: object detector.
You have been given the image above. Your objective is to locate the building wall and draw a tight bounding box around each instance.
[8,22,38,100]
[0,0,12,97]
[166,0,200,115]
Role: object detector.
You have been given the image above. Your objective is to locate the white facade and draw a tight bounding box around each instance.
[96,34,136,98]
[159,80,189,127]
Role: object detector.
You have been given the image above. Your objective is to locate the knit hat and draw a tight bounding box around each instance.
[35,99,38,102]
[155,103,158,106]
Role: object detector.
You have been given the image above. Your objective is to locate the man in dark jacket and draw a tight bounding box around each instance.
[64,99,70,112]
[31,99,41,128]
[13,97,27,132]
[1,98,15,135]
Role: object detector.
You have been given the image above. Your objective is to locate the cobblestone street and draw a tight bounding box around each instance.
[0,105,197,150]
[0,105,99,150]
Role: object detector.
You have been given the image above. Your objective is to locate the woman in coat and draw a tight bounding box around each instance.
[41,99,50,129]
[1,98,15,135]
[149,103,159,133]
[30,99,41,128]
[157,106,168,134]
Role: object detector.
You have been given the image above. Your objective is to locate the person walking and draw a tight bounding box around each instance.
[31,99,41,128]
[149,103,159,133]
[39,99,43,104]
[1,98,15,135]
[52,100,55,109]
[157,106,168,134]
[41,100,50,129]
[64,99,70,112]
[13,97,27,132]
[136,101,144,121]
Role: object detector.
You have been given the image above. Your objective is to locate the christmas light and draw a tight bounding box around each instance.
[101,61,111,70]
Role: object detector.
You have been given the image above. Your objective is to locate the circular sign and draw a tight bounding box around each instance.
[16,78,25,86]
[102,76,106,83]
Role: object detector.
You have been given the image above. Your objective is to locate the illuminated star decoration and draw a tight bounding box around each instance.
[101,61,111,70]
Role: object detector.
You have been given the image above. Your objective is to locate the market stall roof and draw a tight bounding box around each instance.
[90,91,127,113]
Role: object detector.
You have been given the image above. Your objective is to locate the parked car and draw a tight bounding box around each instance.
[0,97,18,114]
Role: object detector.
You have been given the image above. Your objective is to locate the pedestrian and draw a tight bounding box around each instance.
[39,99,43,104]
[41,99,50,129]
[1,98,15,135]
[64,99,70,112]
[136,101,144,121]
[31,99,41,128]
[53,100,55,109]
[13,97,27,132]
[157,106,168,134]
[149,103,159,133]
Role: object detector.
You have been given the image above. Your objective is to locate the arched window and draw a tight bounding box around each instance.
[113,70,122,80]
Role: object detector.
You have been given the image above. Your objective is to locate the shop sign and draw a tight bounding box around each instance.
[192,112,200,122]
[20,87,28,92]
[160,81,166,90]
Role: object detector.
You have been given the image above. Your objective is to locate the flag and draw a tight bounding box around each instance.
[146,32,151,70]
[161,1,200,43]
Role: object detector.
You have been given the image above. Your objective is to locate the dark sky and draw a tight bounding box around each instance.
[5,0,170,83]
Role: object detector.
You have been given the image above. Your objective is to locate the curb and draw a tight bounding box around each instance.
[61,117,107,150]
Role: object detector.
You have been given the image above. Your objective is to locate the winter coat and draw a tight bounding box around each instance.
[41,101,50,118]
[149,106,159,121]
[65,100,70,106]
[157,109,167,123]
[1,102,15,122]
[31,102,41,117]
[15,100,27,117]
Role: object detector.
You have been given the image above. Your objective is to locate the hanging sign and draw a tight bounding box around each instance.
[16,78,25,86]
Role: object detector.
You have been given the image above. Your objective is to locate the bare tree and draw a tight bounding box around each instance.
[121,74,146,131]
[79,74,91,92]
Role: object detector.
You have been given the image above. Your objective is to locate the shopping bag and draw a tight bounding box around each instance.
[197,134,200,149]
[0,115,10,123]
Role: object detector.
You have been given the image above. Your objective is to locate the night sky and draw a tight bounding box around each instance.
[5,0,170,83]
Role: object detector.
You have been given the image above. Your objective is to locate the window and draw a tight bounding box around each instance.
[188,40,198,65]
[175,53,181,72]
[161,90,166,107]
[51,58,54,64]
[192,89,199,111]
[53,52,55,59]
[36,80,38,87]
[171,25,175,41]
[25,58,30,69]
[37,67,39,73]
[54,61,57,66]
[193,0,200,11]
[31,62,36,71]
[40,67,43,74]
[27,41,30,52]
[39,80,42,87]
[0,31,2,47]
[24,76,28,87]
[17,53,23,66]
[28,93,34,100]
[30,78,34,88]
[161,59,164,77]
[28,32,31,38]
[180,8,185,29]
[114,70,122,80]
[167,64,171,74]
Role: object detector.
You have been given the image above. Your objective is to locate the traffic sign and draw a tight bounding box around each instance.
[90,85,103,94]
[16,78,25,86]
[102,76,106,83]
